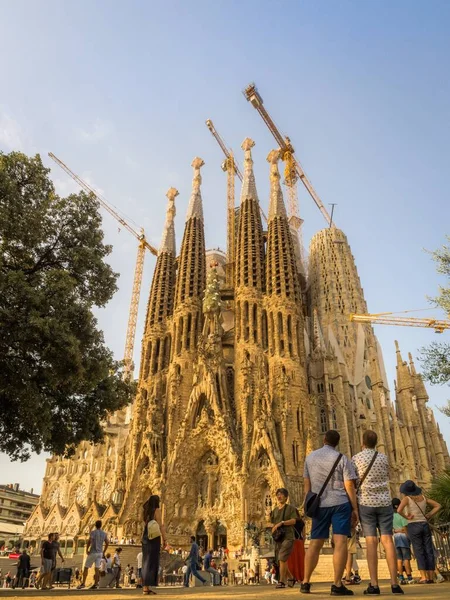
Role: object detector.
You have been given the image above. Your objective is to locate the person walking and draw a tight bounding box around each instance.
[51,532,64,583]
[77,520,109,590]
[392,498,414,584]
[352,430,403,595]
[142,494,167,595]
[270,487,297,589]
[184,536,207,587]
[397,480,441,584]
[301,430,358,596]
[36,533,54,590]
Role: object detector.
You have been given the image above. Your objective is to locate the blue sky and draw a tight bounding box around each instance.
[1,0,449,492]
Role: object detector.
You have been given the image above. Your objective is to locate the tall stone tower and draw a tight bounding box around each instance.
[24,145,449,553]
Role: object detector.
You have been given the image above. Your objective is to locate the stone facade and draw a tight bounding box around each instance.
[24,141,449,552]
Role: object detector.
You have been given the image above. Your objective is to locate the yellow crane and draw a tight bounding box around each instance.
[350,312,450,333]
[48,152,158,379]
[243,83,320,274]
[243,82,332,226]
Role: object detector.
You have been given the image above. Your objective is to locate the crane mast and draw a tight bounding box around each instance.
[350,312,450,333]
[243,83,333,227]
[48,152,157,380]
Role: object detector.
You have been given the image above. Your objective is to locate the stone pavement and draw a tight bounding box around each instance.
[0,582,448,600]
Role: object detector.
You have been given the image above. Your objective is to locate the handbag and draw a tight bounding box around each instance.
[272,505,287,542]
[356,451,378,491]
[304,453,343,518]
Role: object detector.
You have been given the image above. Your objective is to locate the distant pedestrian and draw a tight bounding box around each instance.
[397,480,441,583]
[221,559,229,585]
[204,548,220,585]
[302,430,357,596]
[142,494,167,594]
[392,498,413,584]
[77,520,109,590]
[111,548,122,588]
[352,430,403,595]
[270,487,297,589]
[184,536,207,587]
[51,533,65,571]
[36,533,54,590]
[136,551,143,588]
[13,549,30,589]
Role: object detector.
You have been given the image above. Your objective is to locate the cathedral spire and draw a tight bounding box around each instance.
[174,157,206,307]
[408,352,417,376]
[186,157,204,221]
[235,139,265,291]
[159,187,178,255]
[267,149,287,221]
[265,148,299,303]
[143,189,178,331]
[240,138,259,204]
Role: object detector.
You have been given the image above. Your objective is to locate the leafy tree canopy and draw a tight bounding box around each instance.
[0,151,135,460]
[420,237,450,417]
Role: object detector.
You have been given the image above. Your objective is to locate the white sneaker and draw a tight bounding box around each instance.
[436,573,445,583]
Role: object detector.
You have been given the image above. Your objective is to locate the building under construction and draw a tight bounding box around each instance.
[24,103,449,552]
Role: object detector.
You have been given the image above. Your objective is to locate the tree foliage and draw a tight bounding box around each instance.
[0,151,135,460]
[419,237,450,416]
[429,468,450,522]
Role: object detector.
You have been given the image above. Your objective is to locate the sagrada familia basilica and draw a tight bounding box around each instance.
[24,139,449,552]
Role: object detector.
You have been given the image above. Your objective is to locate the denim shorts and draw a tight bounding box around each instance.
[395,546,412,561]
[311,502,352,539]
[359,504,393,536]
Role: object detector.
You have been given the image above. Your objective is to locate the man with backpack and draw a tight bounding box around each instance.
[352,430,404,595]
[302,430,357,596]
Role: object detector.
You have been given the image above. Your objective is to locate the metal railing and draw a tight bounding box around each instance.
[433,522,450,574]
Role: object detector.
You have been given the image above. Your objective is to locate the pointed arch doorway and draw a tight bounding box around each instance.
[214,521,227,550]
[196,520,208,552]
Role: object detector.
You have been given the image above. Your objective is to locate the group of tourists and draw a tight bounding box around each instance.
[75,428,443,595]
[271,429,442,595]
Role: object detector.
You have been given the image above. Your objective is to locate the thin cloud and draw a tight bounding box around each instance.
[0,110,24,150]
[74,118,114,143]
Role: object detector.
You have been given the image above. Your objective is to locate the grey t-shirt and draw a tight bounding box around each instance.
[303,445,356,507]
[90,529,107,553]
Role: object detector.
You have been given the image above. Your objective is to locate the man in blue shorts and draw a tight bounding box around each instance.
[301,430,357,596]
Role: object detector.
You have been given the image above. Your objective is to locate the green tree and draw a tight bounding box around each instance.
[420,237,450,416]
[428,468,450,522]
[0,151,135,460]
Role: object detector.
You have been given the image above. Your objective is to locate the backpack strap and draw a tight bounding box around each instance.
[356,451,378,491]
[317,453,343,499]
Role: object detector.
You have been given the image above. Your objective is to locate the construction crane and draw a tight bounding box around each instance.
[350,312,450,334]
[48,152,158,379]
[243,83,333,225]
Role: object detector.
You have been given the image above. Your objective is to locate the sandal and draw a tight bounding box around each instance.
[276,582,286,589]
[288,578,296,588]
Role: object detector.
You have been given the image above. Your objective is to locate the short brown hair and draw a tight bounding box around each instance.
[324,430,340,447]
[363,430,378,449]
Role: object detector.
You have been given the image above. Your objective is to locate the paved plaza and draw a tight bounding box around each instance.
[0,583,448,600]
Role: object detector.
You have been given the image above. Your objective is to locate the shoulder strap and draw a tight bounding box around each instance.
[356,451,378,491]
[318,453,343,499]
[281,505,287,521]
